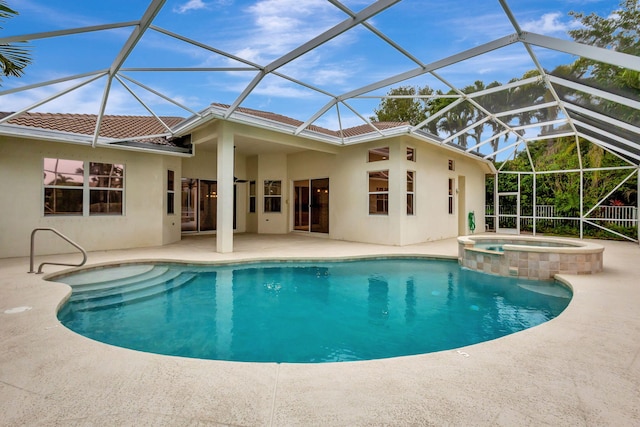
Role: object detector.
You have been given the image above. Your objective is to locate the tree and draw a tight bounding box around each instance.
[569,0,639,86]
[0,1,30,83]
[567,0,639,119]
[371,85,432,126]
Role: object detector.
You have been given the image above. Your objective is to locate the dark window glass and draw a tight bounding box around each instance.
[167,193,175,215]
[167,170,175,214]
[90,190,123,215]
[167,170,175,191]
[89,162,124,188]
[369,194,389,214]
[264,196,281,213]
[369,170,389,215]
[249,180,256,213]
[448,178,455,214]
[407,147,415,161]
[407,171,415,215]
[44,188,83,215]
[264,180,282,213]
[368,147,389,162]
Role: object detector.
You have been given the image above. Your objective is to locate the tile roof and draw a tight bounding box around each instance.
[1,109,409,145]
[340,122,409,137]
[212,103,338,136]
[0,112,184,144]
[212,103,409,138]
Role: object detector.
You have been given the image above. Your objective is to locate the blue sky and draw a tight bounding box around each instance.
[0,0,622,132]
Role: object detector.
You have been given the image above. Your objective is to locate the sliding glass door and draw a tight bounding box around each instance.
[181,178,235,233]
[181,179,198,232]
[294,178,329,234]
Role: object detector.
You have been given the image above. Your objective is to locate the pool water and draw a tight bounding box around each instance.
[57,258,572,363]
[474,240,575,252]
[475,243,505,252]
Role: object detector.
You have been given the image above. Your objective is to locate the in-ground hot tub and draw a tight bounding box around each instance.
[458,235,604,280]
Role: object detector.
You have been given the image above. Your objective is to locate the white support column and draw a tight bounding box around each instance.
[217,123,234,253]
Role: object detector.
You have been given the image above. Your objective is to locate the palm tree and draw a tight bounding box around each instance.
[0,2,30,82]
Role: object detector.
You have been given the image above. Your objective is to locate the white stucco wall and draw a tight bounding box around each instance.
[328,137,489,246]
[401,139,488,244]
[0,136,181,258]
[257,153,288,234]
[0,125,491,259]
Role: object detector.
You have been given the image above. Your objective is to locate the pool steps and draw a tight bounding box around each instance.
[61,264,157,288]
[65,266,197,310]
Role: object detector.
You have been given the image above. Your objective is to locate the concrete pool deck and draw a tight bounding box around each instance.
[1,233,639,425]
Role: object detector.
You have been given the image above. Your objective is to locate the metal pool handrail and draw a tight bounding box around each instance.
[29,228,88,274]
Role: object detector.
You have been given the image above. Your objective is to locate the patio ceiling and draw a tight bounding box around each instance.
[0,0,638,166]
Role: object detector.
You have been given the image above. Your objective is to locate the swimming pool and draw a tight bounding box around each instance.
[54,258,571,363]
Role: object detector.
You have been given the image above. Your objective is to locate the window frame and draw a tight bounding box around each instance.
[167,170,175,215]
[43,158,125,217]
[406,147,415,162]
[263,179,282,213]
[406,170,415,215]
[248,180,256,213]
[368,146,390,162]
[368,170,389,215]
[448,178,455,215]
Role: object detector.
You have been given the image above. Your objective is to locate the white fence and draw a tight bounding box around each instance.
[589,205,638,227]
[486,205,638,228]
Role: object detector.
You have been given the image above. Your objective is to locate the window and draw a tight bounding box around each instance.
[248,180,256,213]
[167,170,175,215]
[44,158,124,216]
[264,180,282,213]
[369,170,389,215]
[43,158,84,215]
[448,178,455,214]
[407,171,415,215]
[448,159,455,171]
[368,147,389,162]
[407,147,415,161]
[89,162,124,214]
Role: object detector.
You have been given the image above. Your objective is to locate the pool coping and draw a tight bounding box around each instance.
[44,253,459,280]
[458,234,605,254]
[1,233,638,425]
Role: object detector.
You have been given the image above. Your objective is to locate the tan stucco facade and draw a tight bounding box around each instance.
[0,136,182,258]
[0,121,493,258]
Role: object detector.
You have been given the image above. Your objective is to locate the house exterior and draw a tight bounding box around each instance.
[0,106,495,259]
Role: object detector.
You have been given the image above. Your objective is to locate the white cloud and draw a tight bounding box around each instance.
[315,114,368,132]
[239,0,343,62]
[521,12,580,35]
[1,85,124,115]
[446,13,515,43]
[174,0,210,14]
[252,80,316,99]
[199,0,361,99]
[0,76,194,116]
